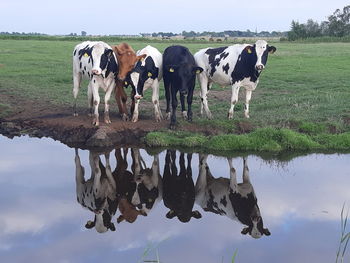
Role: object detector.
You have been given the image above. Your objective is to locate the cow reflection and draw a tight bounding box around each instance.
[114,148,162,224]
[75,149,117,233]
[163,150,202,223]
[195,155,270,238]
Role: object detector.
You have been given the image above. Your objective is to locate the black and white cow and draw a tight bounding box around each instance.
[163,150,202,223]
[72,41,118,126]
[195,155,270,238]
[113,148,162,223]
[194,40,276,119]
[75,149,117,233]
[163,45,203,129]
[124,45,163,122]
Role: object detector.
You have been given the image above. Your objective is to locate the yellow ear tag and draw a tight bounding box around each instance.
[247,48,252,54]
[196,69,201,74]
[84,53,89,57]
[140,57,145,62]
[147,72,152,77]
[169,68,174,72]
[124,81,128,85]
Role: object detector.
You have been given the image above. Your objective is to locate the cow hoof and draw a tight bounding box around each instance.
[165,112,171,120]
[244,114,250,119]
[92,117,99,126]
[122,114,129,122]
[207,112,213,119]
[182,111,188,120]
[88,113,93,117]
[73,113,78,117]
[104,118,111,124]
[155,116,162,122]
[227,112,233,119]
[132,116,138,122]
[169,123,177,130]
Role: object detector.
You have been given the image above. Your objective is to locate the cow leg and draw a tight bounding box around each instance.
[87,83,93,117]
[186,153,193,177]
[198,74,212,119]
[103,84,114,124]
[228,158,238,191]
[73,72,82,116]
[120,87,129,121]
[195,154,208,201]
[244,89,252,118]
[164,77,171,120]
[75,148,85,184]
[131,98,140,122]
[187,81,195,122]
[151,154,160,187]
[91,85,100,126]
[242,157,251,184]
[180,93,187,120]
[170,89,178,130]
[228,83,240,119]
[104,152,116,191]
[152,80,162,122]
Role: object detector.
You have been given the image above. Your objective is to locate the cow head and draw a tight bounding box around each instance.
[117,198,147,223]
[164,64,203,95]
[249,40,276,72]
[85,211,116,233]
[113,43,147,81]
[126,56,159,100]
[91,42,114,76]
[240,206,270,239]
[166,209,202,223]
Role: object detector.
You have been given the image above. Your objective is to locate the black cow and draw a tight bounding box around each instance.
[163,150,202,223]
[163,45,203,129]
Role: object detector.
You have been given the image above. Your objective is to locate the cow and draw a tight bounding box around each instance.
[75,149,117,233]
[113,148,162,224]
[124,45,163,123]
[163,150,202,223]
[195,155,270,239]
[163,45,203,129]
[112,43,147,121]
[72,41,118,126]
[194,40,276,119]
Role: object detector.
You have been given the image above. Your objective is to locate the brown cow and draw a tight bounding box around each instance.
[112,43,146,121]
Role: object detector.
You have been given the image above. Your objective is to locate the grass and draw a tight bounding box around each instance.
[336,204,350,263]
[145,128,350,152]
[0,39,350,151]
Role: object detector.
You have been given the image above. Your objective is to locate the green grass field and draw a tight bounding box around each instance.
[0,39,349,150]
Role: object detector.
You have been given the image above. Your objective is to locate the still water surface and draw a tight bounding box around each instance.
[0,135,349,263]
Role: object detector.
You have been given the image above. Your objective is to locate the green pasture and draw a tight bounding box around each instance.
[0,39,349,151]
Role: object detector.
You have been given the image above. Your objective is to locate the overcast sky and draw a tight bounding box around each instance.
[0,0,349,35]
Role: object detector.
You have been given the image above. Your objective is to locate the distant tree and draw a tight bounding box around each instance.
[328,5,350,36]
[81,31,87,36]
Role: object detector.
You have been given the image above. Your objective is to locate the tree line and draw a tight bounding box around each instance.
[288,5,350,40]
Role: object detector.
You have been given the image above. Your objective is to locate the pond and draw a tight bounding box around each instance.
[0,135,349,263]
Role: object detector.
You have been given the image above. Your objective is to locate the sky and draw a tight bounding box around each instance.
[0,0,350,35]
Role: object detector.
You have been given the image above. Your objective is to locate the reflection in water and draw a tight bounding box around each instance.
[196,155,270,239]
[75,149,117,233]
[163,150,202,223]
[74,148,269,238]
[75,147,162,232]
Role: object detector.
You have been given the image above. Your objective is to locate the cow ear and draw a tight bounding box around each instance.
[113,45,123,56]
[85,220,95,229]
[245,46,253,54]
[109,223,116,231]
[117,215,125,223]
[263,228,271,236]
[139,210,147,217]
[268,46,276,54]
[193,66,203,74]
[137,54,147,61]
[166,210,176,219]
[192,210,202,219]
[241,227,249,235]
[165,65,178,73]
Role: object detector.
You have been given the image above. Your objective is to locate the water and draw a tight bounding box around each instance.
[0,135,349,263]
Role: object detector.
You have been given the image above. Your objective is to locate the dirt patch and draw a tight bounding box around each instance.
[0,92,226,149]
